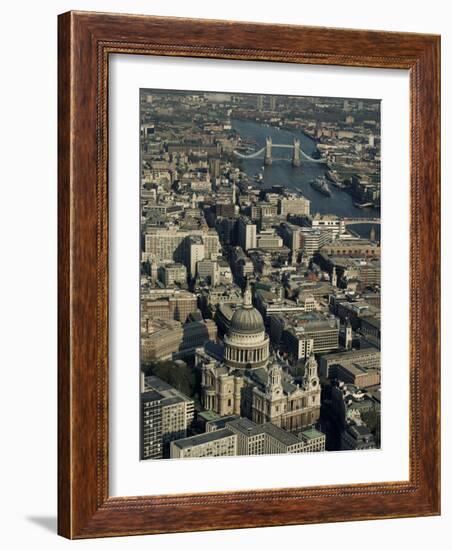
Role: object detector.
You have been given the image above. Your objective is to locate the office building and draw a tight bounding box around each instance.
[271,311,340,359]
[186,236,205,278]
[170,428,238,458]
[237,216,257,251]
[144,227,220,263]
[279,196,310,217]
[158,262,187,287]
[318,348,380,379]
[141,319,217,362]
[341,423,376,451]
[141,290,197,322]
[140,391,163,460]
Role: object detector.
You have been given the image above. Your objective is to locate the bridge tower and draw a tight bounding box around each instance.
[292,138,301,167]
[264,137,272,166]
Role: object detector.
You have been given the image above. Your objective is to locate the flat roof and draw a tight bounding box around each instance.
[206,415,239,429]
[320,348,380,362]
[140,390,162,402]
[300,428,325,440]
[161,396,185,407]
[262,423,301,446]
[172,428,235,450]
[197,410,219,422]
[227,417,265,437]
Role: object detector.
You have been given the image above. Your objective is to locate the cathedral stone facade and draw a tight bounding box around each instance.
[198,282,321,432]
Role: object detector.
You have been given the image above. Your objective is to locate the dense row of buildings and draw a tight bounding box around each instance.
[138,90,381,460]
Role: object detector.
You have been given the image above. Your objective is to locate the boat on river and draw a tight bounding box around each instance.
[254,171,264,183]
[310,176,332,197]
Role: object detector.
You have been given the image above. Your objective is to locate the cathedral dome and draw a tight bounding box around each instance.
[230,305,265,335]
[223,280,270,371]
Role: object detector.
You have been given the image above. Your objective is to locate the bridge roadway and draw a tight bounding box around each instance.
[233,143,325,163]
[343,218,380,225]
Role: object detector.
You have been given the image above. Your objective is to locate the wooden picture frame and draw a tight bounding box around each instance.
[58,10,440,539]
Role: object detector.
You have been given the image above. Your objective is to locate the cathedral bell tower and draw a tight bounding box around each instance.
[303,353,320,391]
[266,363,283,399]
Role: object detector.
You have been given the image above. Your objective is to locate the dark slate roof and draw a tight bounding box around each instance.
[262,423,301,446]
[172,428,235,449]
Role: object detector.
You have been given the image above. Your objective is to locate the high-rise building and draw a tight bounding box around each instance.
[145,376,194,446]
[215,217,237,245]
[237,216,257,251]
[140,390,163,460]
[140,377,196,459]
[209,158,221,178]
[186,236,205,278]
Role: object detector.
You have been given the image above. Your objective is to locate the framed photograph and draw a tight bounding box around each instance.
[58,11,440,538]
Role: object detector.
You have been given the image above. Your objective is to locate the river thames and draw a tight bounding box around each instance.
[232,119,380,241]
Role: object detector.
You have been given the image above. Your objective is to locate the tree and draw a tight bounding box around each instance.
[141,360,198,398]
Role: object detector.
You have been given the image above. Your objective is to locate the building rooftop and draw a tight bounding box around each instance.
[337,362,380,376]
[320,347,380,362]
[172,428,235,449]
[300,427,324,441]
[197,410,220,422]
[140,390,162,403]
[262,423,301,446]
[347,424,373,439]
[160,395,185,407]
[206,415,239,431]
[144,375,193,403]
[227,417,265,437]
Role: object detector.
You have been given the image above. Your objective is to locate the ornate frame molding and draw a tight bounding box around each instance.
[58,11,440,538]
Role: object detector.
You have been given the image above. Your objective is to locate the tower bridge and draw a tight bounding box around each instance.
[233,136,325,167]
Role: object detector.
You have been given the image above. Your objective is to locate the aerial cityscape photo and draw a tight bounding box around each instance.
[139,89,381,461]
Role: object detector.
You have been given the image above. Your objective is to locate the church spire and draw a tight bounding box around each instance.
[331,266,337,287]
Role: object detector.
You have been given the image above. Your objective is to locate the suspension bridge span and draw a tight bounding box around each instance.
[233,136,325,166]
